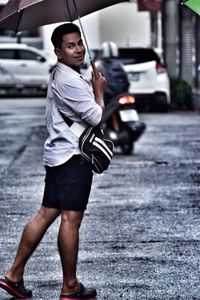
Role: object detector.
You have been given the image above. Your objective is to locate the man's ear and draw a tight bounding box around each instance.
[54,48,62,60]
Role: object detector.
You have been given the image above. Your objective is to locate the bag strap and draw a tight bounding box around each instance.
[52,68,88,138]
[59,109,87,138]
[59,110,73,126]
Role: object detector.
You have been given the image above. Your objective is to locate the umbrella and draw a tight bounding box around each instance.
[0,0,130,77]
[181,0,200,16]
[0,0,130,32]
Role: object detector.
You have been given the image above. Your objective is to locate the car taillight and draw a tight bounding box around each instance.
[118,95,135,105]
[156,62,166,74]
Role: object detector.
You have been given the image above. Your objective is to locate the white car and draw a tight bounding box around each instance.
[118,47,171,111]
[0,65,15,88]
[85,47,171,112]
[0,43,56,91]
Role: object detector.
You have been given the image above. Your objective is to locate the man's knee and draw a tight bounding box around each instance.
[36,206,60,223]
[61,210,84,228]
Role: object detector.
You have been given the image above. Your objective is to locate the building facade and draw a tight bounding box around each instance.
[162,0,200,88]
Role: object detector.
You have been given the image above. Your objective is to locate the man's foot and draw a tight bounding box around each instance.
[0,277,32,299]
[60,282,96,299]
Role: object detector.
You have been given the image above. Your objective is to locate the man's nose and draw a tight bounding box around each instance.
[75,44,82,52]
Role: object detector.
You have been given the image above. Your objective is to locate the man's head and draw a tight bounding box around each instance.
[51,23,81,48]
[51,23,85,70]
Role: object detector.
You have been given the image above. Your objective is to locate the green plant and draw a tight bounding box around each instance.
[170,77,192,109]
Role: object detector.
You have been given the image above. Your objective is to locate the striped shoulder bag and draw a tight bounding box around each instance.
[59,110,114,174]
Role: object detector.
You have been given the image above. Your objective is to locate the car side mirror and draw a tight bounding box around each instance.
[37,56,46,63]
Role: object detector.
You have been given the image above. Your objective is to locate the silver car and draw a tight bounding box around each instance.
[0,43,56,91]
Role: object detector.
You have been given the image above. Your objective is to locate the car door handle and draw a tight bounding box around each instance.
[20,63,27,67]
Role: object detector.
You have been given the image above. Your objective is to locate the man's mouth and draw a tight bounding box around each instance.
[76,56,84,60]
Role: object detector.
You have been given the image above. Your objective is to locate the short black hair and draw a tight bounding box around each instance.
[51,23,81,48]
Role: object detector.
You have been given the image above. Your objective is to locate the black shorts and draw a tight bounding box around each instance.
[42,155,93,211]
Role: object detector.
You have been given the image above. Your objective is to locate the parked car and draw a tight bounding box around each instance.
[0,43,56,92]
[118,47,171,111]
[0,65,15,88]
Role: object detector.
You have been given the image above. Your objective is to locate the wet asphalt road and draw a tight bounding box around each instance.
[0,98,200,300]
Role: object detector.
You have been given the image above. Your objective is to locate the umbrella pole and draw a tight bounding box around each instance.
[77,16,99,79]
[72,0,99,78]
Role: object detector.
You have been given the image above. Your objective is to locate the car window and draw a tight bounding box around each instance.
[18,50,42,61]
[118,48,160,64]
[0,49,16,59]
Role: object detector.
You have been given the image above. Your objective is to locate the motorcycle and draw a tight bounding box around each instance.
[102,94,146,155]
[83,49,146,154]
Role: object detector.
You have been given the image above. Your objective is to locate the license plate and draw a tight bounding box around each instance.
[119,109,139,122]
[128,72,140,81]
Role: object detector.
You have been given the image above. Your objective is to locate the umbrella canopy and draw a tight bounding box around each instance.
[182,0,200,15]
[0,0,130,32]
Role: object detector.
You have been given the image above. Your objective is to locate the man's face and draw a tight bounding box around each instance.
[55,32,85,68]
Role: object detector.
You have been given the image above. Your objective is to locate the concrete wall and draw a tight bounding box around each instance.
[163,0,179,78]
[99,2,151,47]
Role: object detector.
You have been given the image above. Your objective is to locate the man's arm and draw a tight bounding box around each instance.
[92,70,107,121]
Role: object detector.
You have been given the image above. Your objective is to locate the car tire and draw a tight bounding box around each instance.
[155,93,169,112]
[120,142,134,155]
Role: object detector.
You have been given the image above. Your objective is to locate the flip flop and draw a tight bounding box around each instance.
[60,282,97,299]
[0,277,32,299]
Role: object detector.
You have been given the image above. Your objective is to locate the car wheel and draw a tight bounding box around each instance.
[156,94,169,112]
[120,142,134,155]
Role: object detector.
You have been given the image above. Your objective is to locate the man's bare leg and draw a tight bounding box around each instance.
[58,210,84,294]
[4,206,60,282]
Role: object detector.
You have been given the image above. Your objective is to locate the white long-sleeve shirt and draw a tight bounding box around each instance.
[43,62,102,167]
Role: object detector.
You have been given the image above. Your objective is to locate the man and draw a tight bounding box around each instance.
[0,23,107,299]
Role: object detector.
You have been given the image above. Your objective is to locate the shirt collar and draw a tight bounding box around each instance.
[57,62,81,76]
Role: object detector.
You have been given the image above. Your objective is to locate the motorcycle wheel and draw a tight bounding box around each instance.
[120,142,134,155]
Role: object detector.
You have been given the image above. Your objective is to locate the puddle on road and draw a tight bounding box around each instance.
[113,160,169,167]
[8,212,27,216]
[113,159,200,168]
[191,173,200,184]
[190,140,200,146]
[0,112,13,117]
